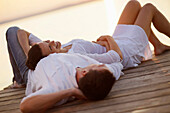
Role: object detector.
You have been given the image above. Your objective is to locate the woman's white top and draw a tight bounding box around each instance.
[62,25,152,68]
[112,24,152,68]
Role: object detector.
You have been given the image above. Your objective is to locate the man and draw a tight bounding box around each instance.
[6,27,123,113]
[20,53,123,113]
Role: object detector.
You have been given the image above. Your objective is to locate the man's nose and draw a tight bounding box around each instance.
[50,41,55,44]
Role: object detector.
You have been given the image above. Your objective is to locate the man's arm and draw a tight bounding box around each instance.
[83,50,121,64]
[20,88,86,113]
[17,29,31,58]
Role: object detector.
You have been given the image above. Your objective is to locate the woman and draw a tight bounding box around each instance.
[6,0,170,88]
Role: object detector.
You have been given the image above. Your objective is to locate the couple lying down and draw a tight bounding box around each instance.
[5,0,170,113]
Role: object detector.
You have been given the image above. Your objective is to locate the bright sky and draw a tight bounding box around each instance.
[0,0,169,90]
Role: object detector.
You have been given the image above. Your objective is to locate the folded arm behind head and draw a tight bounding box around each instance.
[20,88,86,113]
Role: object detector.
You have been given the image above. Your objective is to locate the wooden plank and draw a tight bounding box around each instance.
[113,72,170,92]
[0,109,21,113]
[109,82,170,98]
[67,95,170,113]
[47,87,170,113]
[0,90,24,102]
[123,61,170,74]
[0,88,24,94]
[123,51,170,70]
[128,104,170,113]
[0,99,21,107]
[0,90,24,98]
[118,69,170,87]
[121,65,170,80]
[0,103,19,112]
[137,52,170,67]
[0,95,24,103]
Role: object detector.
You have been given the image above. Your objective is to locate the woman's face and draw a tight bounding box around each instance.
[38,40,61,56]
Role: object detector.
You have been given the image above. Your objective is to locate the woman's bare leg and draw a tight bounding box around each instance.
[149,29,170,55]
[134,3,170,55]
[117,0,141,25]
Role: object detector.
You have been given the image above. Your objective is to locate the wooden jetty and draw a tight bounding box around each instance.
[0,51,170,113]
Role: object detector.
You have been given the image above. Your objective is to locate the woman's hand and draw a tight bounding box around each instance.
[92,35,114,52]
[92,40,110,52]
[71,88,87,100]
[94,35,123,60]
[96,35,113,42]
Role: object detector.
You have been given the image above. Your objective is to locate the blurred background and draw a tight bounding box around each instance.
[0,0,170,90]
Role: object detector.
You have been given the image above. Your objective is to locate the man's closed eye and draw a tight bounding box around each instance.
[49,46,52,51]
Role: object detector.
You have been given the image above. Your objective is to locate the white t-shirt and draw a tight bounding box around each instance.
[21,53,123,105]
[29,33,42,45]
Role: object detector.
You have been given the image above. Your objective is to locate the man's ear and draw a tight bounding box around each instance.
[82,69,88,76]
[76,68,87,82]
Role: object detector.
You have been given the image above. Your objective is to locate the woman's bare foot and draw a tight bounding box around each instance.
[154,44,170,55]
[4,81,26,89]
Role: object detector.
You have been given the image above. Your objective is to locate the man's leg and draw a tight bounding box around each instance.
[6,27,29,86]
[117,0,141,25]
[134,3,170,55]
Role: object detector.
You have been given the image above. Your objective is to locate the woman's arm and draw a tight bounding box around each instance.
[20,88,86,113]
[95,35,123,60]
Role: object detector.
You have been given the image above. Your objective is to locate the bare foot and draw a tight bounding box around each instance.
[154,44,170,55]
[4,81,26,90]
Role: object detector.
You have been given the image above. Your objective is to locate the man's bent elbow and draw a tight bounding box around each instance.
[20,101,45,113]
[20,102,33,113]
[20,102,28,113]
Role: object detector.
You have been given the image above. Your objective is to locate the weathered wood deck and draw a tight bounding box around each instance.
[0,51,170,113]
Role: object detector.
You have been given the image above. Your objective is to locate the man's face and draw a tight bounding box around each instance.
[38,40,61,56]
[76,64,110,82]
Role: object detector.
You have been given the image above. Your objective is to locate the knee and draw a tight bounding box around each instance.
[127,0,141,10]
[142,3,156,12]
[6,26,20,41]
[17,29,25,35]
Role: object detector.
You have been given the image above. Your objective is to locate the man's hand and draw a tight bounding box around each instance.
[71,88,87,100]
[44,40,50,43]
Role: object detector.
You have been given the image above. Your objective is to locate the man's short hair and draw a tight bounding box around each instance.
[26,44,46,70]
[78,69,115,100]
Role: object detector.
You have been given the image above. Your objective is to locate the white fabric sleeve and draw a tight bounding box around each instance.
[105,62,124,80]
[83,50,121,64]
[29,33,42,45]
[21,88,52,103]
